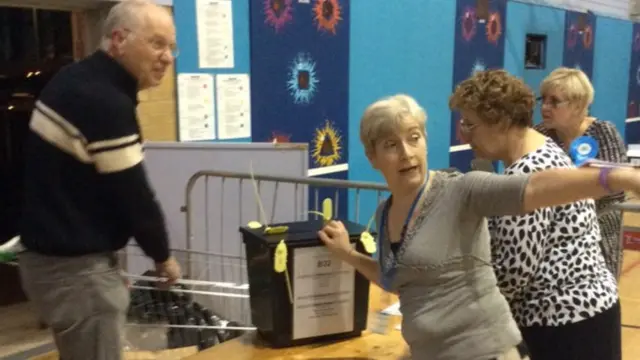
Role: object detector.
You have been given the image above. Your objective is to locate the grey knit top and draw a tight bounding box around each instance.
[375,170,530,360]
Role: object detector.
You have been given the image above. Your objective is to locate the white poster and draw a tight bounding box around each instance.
[292,246,355,340]
[196,0,234,68]
[177,73,215,141]
[216,74,251,140]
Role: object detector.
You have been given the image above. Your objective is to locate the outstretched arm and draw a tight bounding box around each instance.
[522,167,634,212]
[462,167,639,217]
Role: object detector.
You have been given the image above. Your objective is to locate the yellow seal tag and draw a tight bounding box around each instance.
[274,240,288,273]
[360,231,376,254]
[264,225,289,235]
[322,198,333,221]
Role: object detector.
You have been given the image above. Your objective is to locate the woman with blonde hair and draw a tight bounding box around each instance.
[534,67,628,279]
[314,90,636,359]
[450,69,620,360]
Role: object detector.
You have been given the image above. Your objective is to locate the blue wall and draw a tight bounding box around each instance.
[346,0,455,223]
[173,0,636,224]
[626,24,640,144]
[591,17,632,138]
[504,2,565,125]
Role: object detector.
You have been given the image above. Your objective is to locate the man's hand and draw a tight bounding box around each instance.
[155,256,181,287]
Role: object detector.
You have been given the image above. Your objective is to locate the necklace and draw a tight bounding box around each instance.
[377,172,430,290]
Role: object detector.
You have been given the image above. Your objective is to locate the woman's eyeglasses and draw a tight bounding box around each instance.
[459,118,478,133]
[536,96,567,108]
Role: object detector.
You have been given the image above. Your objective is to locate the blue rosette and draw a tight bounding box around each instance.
[569,136,599,167]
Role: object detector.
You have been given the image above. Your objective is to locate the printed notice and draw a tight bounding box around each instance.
[196,0,234,68]
[177,73,215,141]
[292,246,355,340]
[216,74,251,139]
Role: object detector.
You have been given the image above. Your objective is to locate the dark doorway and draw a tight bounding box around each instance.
[0,5,75,306]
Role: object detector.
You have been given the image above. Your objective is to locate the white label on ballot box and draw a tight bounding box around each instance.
[292,245,355,340]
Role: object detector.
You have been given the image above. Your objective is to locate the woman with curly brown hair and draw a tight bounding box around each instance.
[535,67,627,280]
[449,69,621,360]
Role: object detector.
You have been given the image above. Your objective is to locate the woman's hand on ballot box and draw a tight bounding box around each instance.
[317,220,353,261]
[318,221,383,286]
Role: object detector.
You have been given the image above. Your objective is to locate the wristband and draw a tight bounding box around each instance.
[598,167,615,193]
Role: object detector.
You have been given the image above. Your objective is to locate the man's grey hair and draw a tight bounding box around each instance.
[100,0,156,50]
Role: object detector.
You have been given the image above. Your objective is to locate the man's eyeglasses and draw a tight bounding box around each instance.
[147,37,180,58]
[122,28,179,58]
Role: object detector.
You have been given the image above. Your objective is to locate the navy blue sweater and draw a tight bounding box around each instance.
[20,50,170,263]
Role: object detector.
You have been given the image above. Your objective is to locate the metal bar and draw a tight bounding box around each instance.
[334,188,339,217]
[354,189,361,223]
[238,178,246,307]
[220,177,226,315]
[257,180,262,222]
[613,202,640,212]
[314,188,319,219]
[185,170,388,194]
[270,181,279,224]
[294,183,299,221]
[127,243,246,260]
[205,177,210,254]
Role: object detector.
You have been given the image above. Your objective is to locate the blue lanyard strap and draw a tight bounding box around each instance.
[377,177,428,289]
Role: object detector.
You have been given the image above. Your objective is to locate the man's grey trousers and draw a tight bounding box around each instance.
[19,251,130,360]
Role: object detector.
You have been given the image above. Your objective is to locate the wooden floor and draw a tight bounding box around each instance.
[619,250,640,360]
[2,246,640,359]
[0,301,51,358]
[184,253,640,360]
[619,206,640,360]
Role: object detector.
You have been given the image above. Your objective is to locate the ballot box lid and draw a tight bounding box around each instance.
[239,219,374,247]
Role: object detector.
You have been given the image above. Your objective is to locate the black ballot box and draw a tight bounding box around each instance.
[239,219,373,348]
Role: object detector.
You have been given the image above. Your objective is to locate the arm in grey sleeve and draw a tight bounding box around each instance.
[459,171,531,217]
[462,166,640,217]
[342,200,387,289]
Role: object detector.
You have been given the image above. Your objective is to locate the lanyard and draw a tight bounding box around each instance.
[377,177,428,290]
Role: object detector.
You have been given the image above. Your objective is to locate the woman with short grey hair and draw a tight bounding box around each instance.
[317,93,637,359]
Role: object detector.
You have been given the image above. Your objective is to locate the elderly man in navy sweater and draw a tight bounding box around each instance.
[18,1,181,358]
